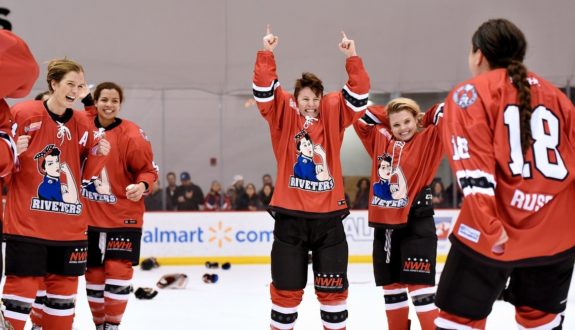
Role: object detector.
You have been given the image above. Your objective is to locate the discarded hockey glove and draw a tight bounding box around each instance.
[140,257,160,271]
[202,273,219,284]
[221,262,231,270]
[134,287,158,300]
[205,261,219,269]
[157,273,189,289]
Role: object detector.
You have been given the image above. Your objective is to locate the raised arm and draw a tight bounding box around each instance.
[420,102,444,128]
[331,31,369,127]
[80,84,98,117]
[263,24,278,52]
[338,31,357,58]
[252,25,291,129]
[353,105,389,158]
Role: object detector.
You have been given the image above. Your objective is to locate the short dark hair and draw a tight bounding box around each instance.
[94,81,124,103]
[294,72,323,99]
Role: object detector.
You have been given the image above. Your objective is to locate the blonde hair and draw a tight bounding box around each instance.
[386,97,424,126]
[386,97,420,116]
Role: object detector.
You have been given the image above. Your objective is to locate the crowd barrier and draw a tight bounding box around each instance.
[141,210,460,265]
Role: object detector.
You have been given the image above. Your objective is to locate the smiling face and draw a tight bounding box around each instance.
[296,87,321,118]
[95,88,122,126]
[50,71,85,109]
[389,110,417,141]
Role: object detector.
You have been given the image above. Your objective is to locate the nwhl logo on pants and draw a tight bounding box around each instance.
[403,258,431,273]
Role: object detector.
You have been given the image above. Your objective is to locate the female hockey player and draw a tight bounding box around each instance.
[253,25,370,330]
[354,98,444,330]
[4,58,110,330]
[82,82,157,330]
[435,18,575,330]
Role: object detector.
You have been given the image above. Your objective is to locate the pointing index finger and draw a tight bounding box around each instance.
[267,24,271,35]
[341,31,348,39]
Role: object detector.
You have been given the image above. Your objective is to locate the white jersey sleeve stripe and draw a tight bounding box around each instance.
[343,85,369,112]
[433,103,445,125]
[253,80,280,103]
[456,169,496,197]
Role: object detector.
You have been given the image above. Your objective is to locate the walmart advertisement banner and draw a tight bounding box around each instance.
[141,210,459,265]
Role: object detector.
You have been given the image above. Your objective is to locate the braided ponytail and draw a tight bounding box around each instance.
[507,60,532,154]
[472,19,531,154]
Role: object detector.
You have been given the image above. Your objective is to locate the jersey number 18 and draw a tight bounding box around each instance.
[504,105,568,180]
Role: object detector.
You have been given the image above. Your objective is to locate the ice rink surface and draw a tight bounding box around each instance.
[21,263,575,329]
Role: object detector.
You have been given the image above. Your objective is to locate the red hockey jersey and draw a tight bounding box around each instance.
[81,113,158,230]
[253,51,370,218]
[443,69,575,265]
[354,104,444,227]
[0,30,39,218]
[5,101,107,243]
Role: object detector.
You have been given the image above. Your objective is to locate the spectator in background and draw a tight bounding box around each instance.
[342,177,352,208]
[352,177,370,209]
[204,180,231,211]
[259,183,273,208]
[165,172,178,211]
[430,178,449,208]
[144,180,163,211]
[229,174,245,209]
[262,173,274,190]
[444,182,463,208]
[235,183,263,211]
[344,191,351,209]
[175,171,204,210]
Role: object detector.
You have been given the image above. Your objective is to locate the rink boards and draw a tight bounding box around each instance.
[140,210,460,265]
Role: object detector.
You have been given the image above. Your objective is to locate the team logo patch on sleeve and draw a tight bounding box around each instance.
[453,84,477,109]
[139,128,150,141]
[25,121,42,133]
